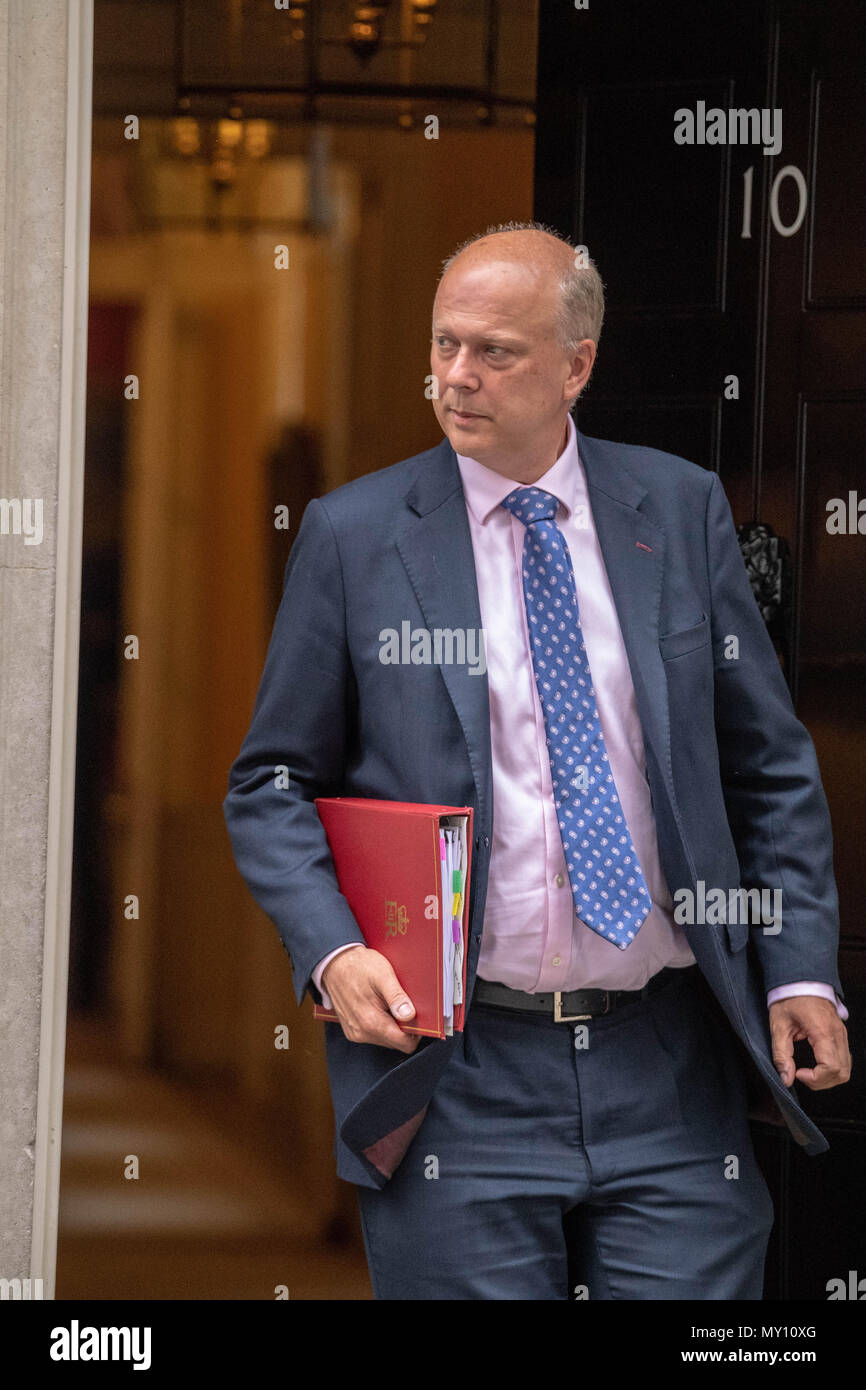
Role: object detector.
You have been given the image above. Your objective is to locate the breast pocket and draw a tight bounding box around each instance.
[659,614,710,661]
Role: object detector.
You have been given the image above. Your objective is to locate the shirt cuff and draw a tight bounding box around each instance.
[312,943,366,1011]
[766,981,849,1022]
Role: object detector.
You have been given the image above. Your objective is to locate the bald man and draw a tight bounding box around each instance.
[224,221,850,1300]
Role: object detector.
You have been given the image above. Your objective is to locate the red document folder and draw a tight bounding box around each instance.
[312,798,474,1039]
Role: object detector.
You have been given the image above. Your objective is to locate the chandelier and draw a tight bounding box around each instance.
[175,0,536,128]
[126,1,535,231]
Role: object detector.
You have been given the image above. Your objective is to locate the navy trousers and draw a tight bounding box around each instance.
[357,964,775,1300]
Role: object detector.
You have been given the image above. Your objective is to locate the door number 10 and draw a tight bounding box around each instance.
[741,164,808,239]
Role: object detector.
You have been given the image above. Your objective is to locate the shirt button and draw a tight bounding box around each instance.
[552,955,562,966]
[555,873,565,888]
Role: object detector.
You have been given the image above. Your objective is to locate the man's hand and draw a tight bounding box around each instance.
[769,996,852,1089]
[322,946,420,1054]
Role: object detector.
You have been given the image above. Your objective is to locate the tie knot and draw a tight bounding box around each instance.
[501,486,559,526]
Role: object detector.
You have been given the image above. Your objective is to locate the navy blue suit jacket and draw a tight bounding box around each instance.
[223,429,844,1189]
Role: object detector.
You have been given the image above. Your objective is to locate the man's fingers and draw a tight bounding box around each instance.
[351,1011,419,1052]
[769,1008,852,1090]
[795,1030,851,1089]
[342,994,419,1051]
[325,948,419,1051]
[795,1061,845,1089]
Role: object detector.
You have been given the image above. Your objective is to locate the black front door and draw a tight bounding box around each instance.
[535,0,866,1301]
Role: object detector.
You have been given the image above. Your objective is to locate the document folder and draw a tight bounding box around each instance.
[312,797,474,1039]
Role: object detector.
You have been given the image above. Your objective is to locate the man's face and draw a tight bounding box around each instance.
[430,255,593,475]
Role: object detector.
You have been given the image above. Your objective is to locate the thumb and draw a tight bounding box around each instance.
[382,970,415,1021]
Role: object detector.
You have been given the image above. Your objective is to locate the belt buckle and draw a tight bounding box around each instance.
[553,990,594,1023]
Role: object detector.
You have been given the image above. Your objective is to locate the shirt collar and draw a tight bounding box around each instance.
[454,412,581,526]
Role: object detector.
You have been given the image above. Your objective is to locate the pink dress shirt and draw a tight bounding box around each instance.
[314,415,846,1021]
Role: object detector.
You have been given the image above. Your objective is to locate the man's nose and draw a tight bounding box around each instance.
[440,348,480,391]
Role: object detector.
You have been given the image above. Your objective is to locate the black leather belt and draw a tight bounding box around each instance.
[473,965,690,1022]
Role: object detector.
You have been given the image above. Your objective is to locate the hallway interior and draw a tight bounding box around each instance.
[56,1014,372,1300]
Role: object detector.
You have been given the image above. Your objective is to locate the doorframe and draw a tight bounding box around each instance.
[29,0,94,1297]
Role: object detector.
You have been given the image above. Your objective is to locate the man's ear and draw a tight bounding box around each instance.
[565,338,597,403]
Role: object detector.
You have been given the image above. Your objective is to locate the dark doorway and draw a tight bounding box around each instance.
[534,0,865,1299]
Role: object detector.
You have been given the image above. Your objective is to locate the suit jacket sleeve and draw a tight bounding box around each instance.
[706,472,844,997]
[222,497,365,1006]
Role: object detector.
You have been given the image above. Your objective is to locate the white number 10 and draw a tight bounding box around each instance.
[741,164,808,239]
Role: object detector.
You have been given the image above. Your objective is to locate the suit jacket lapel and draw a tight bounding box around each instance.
[577,429,675,810]
[395,439,493,832]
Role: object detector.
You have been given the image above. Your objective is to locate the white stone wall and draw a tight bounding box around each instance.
[0,0,92,1293]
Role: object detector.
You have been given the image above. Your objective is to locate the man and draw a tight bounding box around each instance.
[223,222,851,1300]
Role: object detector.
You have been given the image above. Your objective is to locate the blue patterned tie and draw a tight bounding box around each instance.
[501,486,652,949]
